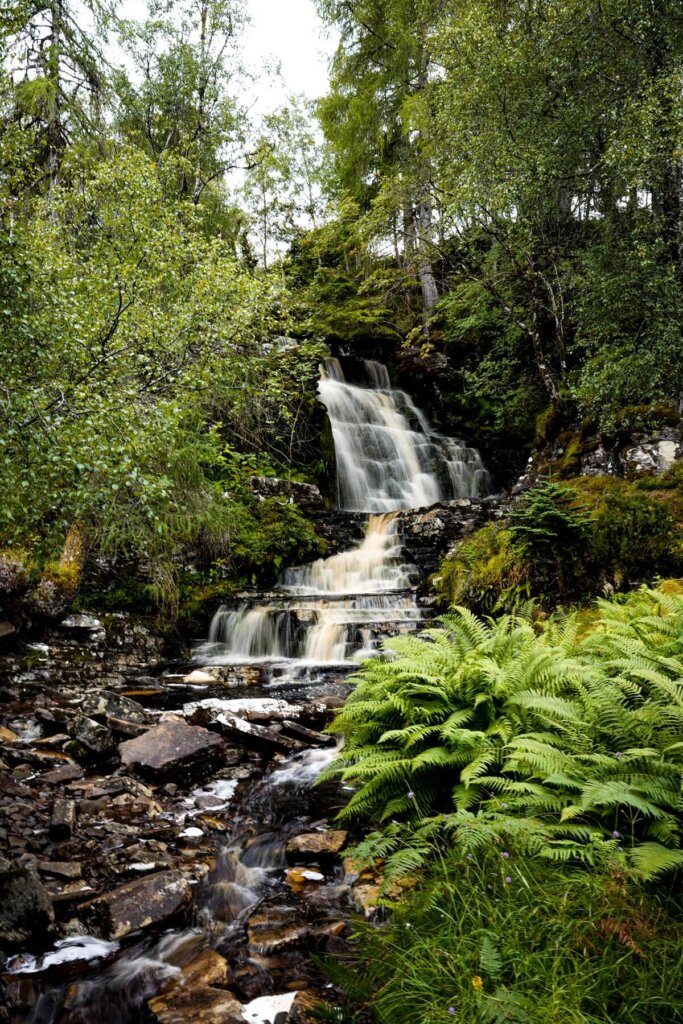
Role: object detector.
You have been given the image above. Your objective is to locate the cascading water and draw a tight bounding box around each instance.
[199,359,489,680]
[320,358,489,512]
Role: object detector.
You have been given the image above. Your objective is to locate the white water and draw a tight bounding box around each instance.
[320,358,489,512]
[198,360,488,675]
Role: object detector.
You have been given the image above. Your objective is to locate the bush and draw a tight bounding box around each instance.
[437,477,683,611]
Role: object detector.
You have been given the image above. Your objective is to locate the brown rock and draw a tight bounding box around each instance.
[148,987,243,1024]
[118,717,223,776]
[286,831,348,861]
[170,948,229,990]
[83,870,192,939]
[41,763,84,784]
[0,727,18,743]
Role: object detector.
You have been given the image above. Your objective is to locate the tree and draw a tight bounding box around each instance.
[115,0,245,229]
[316,0,443,334]
[5,0,110,193]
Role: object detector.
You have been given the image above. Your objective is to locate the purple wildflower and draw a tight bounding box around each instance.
[449,1008,456,1016]
[615,752,623,759]
[501,802,508,809]
[505,876,512,884]
[407,790,415,800]
[502,851,510,859]
[612,830,620,839]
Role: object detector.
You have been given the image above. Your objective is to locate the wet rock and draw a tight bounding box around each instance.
[247,908,311,955]
[0,621,16,641]
[118,716,224,777]
[66,716,115,760]
[50,798,77,839]
[148,986,244,1024]
[188,706,304,755]
[82,869,192,939]
[80,689,151,727]
[286,831,348,862]
[0,857,55,950]
[168,948,229,989]
[0,726,18,743]
[280,720,334,747]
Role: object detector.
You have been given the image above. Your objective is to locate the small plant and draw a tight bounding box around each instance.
[508,481,592,598]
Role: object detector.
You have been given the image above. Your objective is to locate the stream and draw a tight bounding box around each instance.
[0,359,489,1023]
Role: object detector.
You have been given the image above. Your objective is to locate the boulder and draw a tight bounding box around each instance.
[622,430,682,478]
[286,831,348,862]
[0,858,55,950]
[118,716,224,776]
[82,870,192,939]
[58,614,104,633]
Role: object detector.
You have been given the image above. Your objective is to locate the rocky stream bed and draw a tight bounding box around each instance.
[0,612,383,1024]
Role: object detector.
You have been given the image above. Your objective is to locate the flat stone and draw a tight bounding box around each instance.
[118,717,223,776]
[83,870,192,939]
[148,986,243,1024]
[286,831,348,861]
[0,621,16,639]
[0,726,18,743]
[37,861,82,880]
[58,614,104,632]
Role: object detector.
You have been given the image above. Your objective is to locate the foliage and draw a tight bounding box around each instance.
[323,587,683,882]
[328,850,683,1024]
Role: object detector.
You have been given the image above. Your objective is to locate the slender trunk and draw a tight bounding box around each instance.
[416,195,439,327]
[193,0,209,206]
[47,0,64,207]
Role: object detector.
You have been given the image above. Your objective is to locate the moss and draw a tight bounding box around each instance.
[434,476,683,613]
[433,523,530,613]
[613,402,681,438]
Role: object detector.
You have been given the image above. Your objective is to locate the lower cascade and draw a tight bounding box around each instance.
[199,359,489,681]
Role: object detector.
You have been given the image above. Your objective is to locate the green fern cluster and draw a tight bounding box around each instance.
[323,587,683,881]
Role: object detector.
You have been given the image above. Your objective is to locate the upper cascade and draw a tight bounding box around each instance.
[318,358,489,513]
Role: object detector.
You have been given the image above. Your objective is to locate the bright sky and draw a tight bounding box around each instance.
[118,0,335,112]
[242,0,335,107]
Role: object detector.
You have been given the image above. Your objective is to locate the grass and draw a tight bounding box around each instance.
[327,850,683,1023]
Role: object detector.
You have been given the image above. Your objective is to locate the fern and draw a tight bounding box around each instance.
[322,587,683,880]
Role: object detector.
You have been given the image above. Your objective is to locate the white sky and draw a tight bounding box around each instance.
[242,0,335,106]
[118,0,335,112]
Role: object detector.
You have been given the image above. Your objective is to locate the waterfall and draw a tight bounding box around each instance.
[198,360,489,677]
[319,358,489,512]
